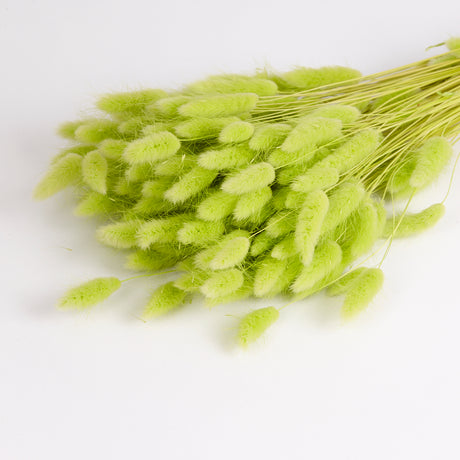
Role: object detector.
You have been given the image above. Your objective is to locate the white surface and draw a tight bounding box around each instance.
[1,1,460,459]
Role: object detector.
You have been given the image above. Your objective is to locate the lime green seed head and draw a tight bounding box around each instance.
[209,235,250,270]
[74,191,117,217]
[125,163,155,183]
[291,240,342,293]
[271,234,297,260]
[383,203,445,238]
[409,137,452,189]
[96,220,141,249]
[197,145,255,170]
[137,215,191,248]
[82,151,108,194]
[318,128,382,173]
[154,154,195,176]
[265,210,296,238]
[237,306,279,348]
[291,166,339,193]
[96,89,167,116]
[164,167,218,204]
[34,153,82,200]
[248,123,291,153]
[125,249,179,272]
[326,267,368,297]
[143,282,187,319]
[321,181,365,234]
[219,121,254,144]
[179,93,259,118]
[98,139,128,160]
[341,268,384,320]
[295,190,329,265]
[281,117,342,153]
[196,190,237,221]
[233,186,272,221]
[141,178,172,199]
[446,37,460,51]
[221,162,275,195]
[57,120,84,140]
[177,220,225,246]
[124,131,181,164]
[253,257,288,298]
[282,66,361,90]
[74,119,119,144]
[58,277,121,310]
[150,95,191,118]
[174,117,239,139]
[200,268,244,299]
[311,104,361,124]
[249,231,276,257]
[187,74,278,96]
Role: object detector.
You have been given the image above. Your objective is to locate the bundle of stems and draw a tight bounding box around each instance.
[35,38,460,347]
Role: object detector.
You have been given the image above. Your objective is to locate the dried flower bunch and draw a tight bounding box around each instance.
[35,38,460,347]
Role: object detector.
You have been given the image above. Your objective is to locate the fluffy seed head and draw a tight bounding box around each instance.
[249,232,276,257]
[237,307,279,348]
[74,119,119,144]
[233,187,272,221]
[179,93,259,118]
[249,123,291,152]
[409,137,452,189]
[143,282,187,319]
[209,234,250,270]
[200,268,244,299]
[311,104,361,123]
[34,153,82,200]
[137,215,191,248]
[265,210,296,238]
[253,257,287,298]
[174,117,239,139]
[96,89,167,116]
[164,167,218,203]
[82,151,108,194]
[74,192,116,217]
[291,166,339,193]
[383,203,445,238]
[151,95,191,117]
[198,145,255,170]
[59,277,121,310]
[271,234,297,260]
[154,155,195,176]
[177,220,225,245]
[96,220,141,249]
[342,268,384,319]
[124,131,181,164]
[196,190,237,221]
[219,121,254,144]
[98,139,128,159]
[282,66,361,90]
[125,249,180,272]
[221,162,275,195]
[326,267,368,297]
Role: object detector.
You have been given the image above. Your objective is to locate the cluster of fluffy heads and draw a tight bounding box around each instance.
[35,61,454,347]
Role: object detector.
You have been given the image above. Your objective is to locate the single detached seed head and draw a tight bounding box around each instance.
[58,277,121,310]
[237,307,279,348]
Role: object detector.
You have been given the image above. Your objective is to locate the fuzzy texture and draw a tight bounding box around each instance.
[248,123,292,152]
[98,139,128,160]
[317,129,381,173]
[409,137,452,189]
[177,220,225,245]
[34,153,82,200]
[383,203,445,238]
[165,167,218,203]
[196,190,237,221]
[97,220,141,249]
[221,162,275,195]
[282,66,361,90]
[137,215,191,248]
[281,116,342,153]
[311,104,361,123]
[253,257,288,298]
[82,151,108,194]
[174,117,238,139]
[219,121,254,144]
[321,182,365,234]
[187,74,278,96]
[154,155,195,176]
[59,277,121,309]
[74,119,118,144]
[209,233,250,270]
[291,166,339,193]
[179,93,259,118]
[143,282,187,318]
[233,187,272,221]
[151,95,190,117]
[200,268,244,299]
[97,89,167,116]
[237,307,279,348]
[271,234,297,260]
[291,240,342,293]
[125,249,179,272]
[74,191,117,217]
[198,145,255,170]
[265,210,296,238]
[326,267,368,297]
[124,131,181,164]
[341,268,384,319]
[295,190,329,265]
[249,232,276,257]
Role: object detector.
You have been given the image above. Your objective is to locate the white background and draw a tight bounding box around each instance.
[1,1,460,459]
